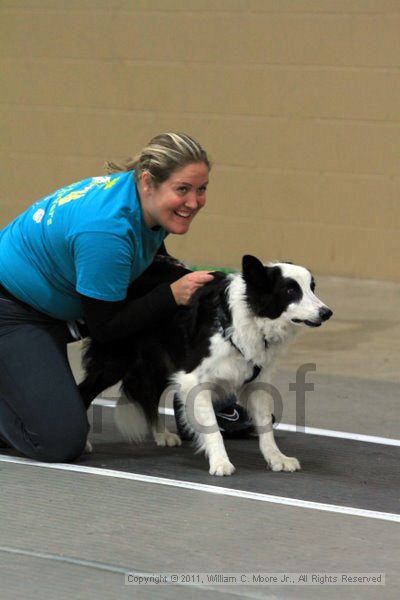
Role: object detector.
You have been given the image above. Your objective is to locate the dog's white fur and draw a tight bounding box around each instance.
[115,391,182,448]
[175,263,329,475]
[115,262,330,476]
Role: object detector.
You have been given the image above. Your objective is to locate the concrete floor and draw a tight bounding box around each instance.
[1,274,399,599]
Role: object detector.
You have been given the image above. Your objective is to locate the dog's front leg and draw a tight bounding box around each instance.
[244,381,300,472]
[193,389,235,476]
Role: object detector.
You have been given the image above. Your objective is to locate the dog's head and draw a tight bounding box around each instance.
[242,255,332,327]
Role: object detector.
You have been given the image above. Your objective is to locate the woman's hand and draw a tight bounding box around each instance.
[170,271,214,305]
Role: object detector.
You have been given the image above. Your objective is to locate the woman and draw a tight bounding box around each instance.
[0,132,252,463]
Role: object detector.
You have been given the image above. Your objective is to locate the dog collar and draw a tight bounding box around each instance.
[216,303,267,383]
[228,337,267,384]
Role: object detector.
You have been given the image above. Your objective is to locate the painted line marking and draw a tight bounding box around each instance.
[93,398,400,448]
[273,423,400,447]
[0,546,260,598]
[0,454,399,523]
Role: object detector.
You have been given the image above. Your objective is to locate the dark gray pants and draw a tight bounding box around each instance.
[0,291,89,462]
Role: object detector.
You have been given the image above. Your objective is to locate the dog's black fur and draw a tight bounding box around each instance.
[79,256,229,430]
[79,254,332,475]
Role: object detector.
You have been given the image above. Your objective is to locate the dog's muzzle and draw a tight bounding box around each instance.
[292,306,333,328]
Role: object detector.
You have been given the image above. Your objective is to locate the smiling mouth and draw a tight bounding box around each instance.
[174,211,193,219]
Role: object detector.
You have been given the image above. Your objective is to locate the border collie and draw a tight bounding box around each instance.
[80,255,332,476]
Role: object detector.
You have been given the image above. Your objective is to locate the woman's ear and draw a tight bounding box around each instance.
[140,171,152,194]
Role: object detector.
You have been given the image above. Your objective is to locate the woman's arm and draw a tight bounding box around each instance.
[80,244,212,343]
[80,282,177,343]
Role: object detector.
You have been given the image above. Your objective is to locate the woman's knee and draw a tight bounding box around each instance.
[25,418,89,463]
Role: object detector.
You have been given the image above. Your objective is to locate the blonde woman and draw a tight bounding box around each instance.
[0,133,252,462]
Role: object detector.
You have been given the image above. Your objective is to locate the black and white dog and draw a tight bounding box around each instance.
[80,255,332,476]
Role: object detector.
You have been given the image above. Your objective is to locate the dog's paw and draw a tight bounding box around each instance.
[84,440,93,454]
[154,432,182,447]
[209,458,236,476]
[267,452,300,472]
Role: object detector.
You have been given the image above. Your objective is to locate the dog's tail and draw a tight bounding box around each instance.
[114,390,150,443]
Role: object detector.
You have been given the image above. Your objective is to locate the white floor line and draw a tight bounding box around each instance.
[0,545,263,599]
[273,423,400,447]
[1,454,399,524]
[95,398,118,408]
[94,398,400,448]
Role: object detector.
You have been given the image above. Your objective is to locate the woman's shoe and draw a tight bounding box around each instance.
[173,396,255,441]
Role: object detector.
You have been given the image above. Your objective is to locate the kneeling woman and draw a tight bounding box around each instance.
[0,132,251,462]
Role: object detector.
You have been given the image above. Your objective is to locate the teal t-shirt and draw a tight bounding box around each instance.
[0,172,167,320]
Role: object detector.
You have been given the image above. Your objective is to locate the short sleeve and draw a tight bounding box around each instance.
[72,231,134,301]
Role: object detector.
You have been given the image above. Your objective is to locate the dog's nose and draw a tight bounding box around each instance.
[319,306,333,322]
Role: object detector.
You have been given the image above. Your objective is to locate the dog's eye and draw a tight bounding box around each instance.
[286,286,297,295]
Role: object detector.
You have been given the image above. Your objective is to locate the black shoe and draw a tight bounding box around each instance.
[215,403,255,439]
[173,396,255,441]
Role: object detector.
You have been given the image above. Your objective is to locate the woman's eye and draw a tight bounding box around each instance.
[177,186,188,194]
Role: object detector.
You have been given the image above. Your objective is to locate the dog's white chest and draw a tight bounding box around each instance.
[195,333,262,392]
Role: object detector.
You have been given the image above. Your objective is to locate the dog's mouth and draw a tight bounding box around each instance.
[291,319,322,328]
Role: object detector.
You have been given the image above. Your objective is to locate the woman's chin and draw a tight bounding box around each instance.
[169,224,191,235]
[166,218,193,234]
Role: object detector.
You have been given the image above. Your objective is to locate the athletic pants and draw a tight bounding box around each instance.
[0,288,89,462]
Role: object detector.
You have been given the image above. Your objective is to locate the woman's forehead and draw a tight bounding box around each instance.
[169,162,209,183]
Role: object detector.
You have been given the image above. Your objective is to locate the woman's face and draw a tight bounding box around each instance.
[139,162,209,234]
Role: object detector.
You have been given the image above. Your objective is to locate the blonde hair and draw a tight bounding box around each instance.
[106,132,211,187]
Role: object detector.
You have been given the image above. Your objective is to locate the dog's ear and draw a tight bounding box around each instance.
[242,255,273,289]
[242,255,279,291]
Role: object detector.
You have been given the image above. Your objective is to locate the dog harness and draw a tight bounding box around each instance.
[216,304,267,384]
[228,337,269,383]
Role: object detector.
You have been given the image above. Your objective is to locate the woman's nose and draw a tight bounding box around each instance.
[184,192,200,209]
